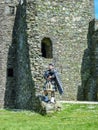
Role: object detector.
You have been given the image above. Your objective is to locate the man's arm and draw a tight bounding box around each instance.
[44,71,49,80]
[49,69,57,79]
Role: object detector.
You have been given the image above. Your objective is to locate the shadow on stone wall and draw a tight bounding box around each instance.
[77,19,98,101]
[4,0,45,114]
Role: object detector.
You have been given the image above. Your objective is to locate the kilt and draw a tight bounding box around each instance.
[43,81,56,91]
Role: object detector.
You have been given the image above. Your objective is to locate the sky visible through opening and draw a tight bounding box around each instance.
[95,0,98,19]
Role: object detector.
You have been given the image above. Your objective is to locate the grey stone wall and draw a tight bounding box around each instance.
[78,19,95,101]
[0,0,17,108]
[26,0,94,100]
[95,20,98,30]
[13,0,39,110]
[0,0,97,109]
[0,0,43,112]
[79,19,98,101]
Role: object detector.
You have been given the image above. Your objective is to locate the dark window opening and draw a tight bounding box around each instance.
[9,6,15,15]
[41,37,53,58]
[7,68,14,77]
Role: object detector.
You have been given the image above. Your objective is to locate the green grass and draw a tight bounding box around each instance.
[0,104,98,130]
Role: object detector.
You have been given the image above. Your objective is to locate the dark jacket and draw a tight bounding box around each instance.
[44,69,63,95]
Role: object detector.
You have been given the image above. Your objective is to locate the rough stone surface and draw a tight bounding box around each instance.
[77,19,98,101]
[41,101,62,113]
[0,0,98,109]
[26,0,94,101]
[0,0,43,112]
[0,0,17,108]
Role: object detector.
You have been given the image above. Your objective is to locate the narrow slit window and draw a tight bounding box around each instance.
[7,68,14,77]
[41,37,53,58]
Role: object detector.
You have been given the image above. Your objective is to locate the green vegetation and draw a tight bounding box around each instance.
[0,104,98,130]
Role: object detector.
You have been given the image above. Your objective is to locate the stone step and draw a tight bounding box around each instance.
[41,101,62,113]
[59,100,98,104]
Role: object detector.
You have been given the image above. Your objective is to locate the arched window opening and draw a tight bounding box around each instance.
[41,37,53,58]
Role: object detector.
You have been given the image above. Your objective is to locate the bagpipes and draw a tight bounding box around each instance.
[55,71,64,95]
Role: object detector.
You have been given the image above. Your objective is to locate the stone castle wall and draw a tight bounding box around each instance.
[95,20,98,30]
[0,0,18,107]
[79,19,98,101]
[27,0,94,100]
[0,0,97,109]
[0,0,42,111]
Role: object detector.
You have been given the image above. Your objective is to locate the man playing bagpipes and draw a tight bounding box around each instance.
[43,63,63,103]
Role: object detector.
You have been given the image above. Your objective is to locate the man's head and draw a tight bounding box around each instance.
[48,63,54,70]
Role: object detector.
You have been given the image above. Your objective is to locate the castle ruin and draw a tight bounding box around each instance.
[0,0,98,109]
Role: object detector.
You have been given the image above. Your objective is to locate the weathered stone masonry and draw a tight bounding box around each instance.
[26,0,94,100]
[0,0,98,109]
[0,0,17,107]
[79,19,98,101]
[0,0,42,111]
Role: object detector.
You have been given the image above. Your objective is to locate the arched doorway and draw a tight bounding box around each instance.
[41,37,53,58]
